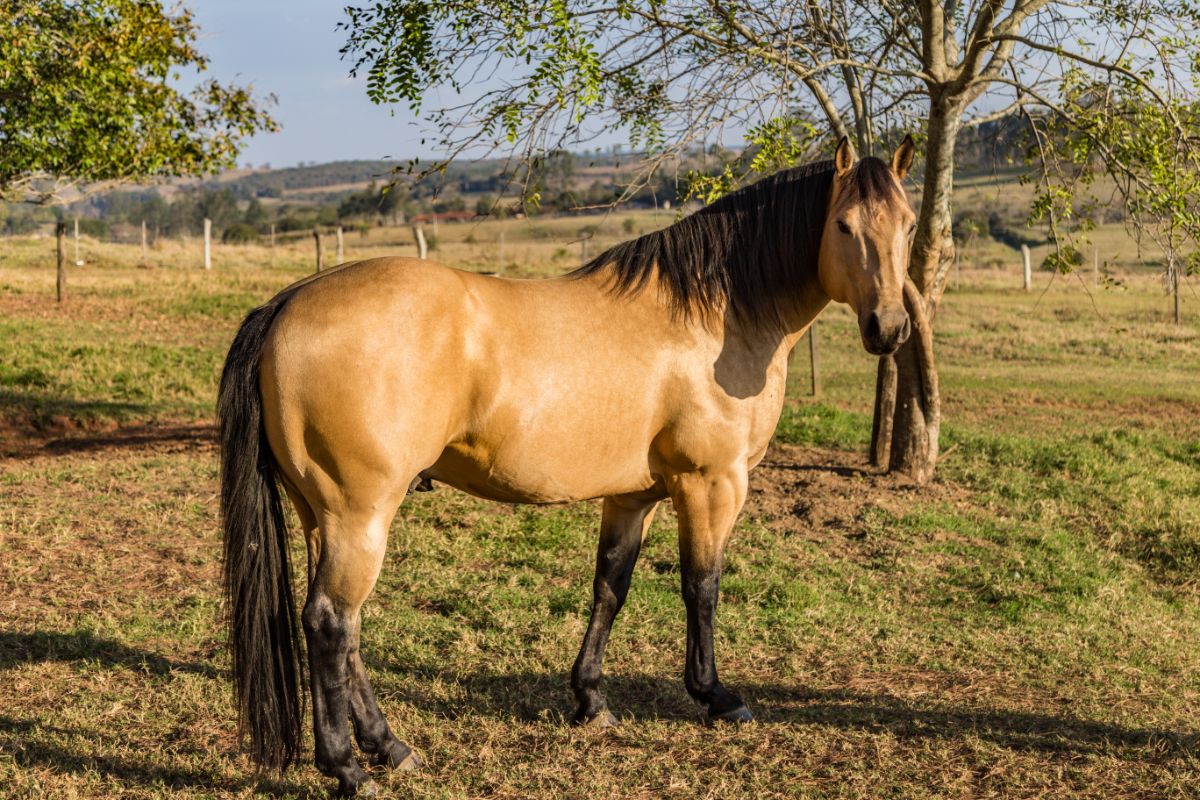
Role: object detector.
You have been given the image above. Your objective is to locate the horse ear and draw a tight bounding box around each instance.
[834,136,856,176]
[892,134,915,179]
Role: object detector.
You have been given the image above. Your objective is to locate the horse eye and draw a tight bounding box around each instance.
[837,220,851,235]
[908,224,917,236]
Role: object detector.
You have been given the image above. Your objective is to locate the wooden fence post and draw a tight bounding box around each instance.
[203,218,212,270]
[141,221,148,263]
[270,224,276,266]
[498,229,505,268]
[412,224,428,260]
[313,229,324,271]
[808,323,821,397]
[73,217,83,266]
[336,226,345,264]
[1021,244,1031,291]
[56,222,67,303]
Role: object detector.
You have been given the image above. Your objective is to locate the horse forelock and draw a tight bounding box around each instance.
[839,156,905,212]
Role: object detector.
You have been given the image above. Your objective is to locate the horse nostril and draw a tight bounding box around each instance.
[864,311,882,342]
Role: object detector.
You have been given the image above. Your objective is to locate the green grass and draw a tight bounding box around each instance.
[1,228,1199,798]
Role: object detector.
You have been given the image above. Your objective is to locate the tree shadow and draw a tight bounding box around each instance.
[372,663,1197,762]
[0,413,215,458]
[0,629,219,678]
[38,423,216,455]
[0,632,325,797]
[760,459,872,478]
[0,714,321,799]
[0,389,150,426]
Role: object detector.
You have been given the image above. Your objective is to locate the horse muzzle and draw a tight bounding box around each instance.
[860,308,911,355]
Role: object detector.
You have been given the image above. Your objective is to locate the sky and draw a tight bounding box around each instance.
[187,0,426,167]
[186,1,1005,169]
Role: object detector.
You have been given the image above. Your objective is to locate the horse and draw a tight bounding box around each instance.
[218,136,917,797]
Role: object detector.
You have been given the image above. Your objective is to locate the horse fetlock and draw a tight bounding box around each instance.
[316,753,371,794]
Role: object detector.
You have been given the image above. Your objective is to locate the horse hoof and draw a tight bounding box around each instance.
[707,705,754,725]
[573,709,619,728]
[394,749,424,771]
[375,740,423,771]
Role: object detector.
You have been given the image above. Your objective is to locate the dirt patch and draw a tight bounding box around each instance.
[745,443,972,553]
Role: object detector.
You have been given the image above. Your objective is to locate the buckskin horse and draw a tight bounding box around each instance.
[219,136,918,796]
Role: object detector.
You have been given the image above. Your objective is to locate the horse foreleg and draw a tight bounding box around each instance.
[570,495,659,725]
[670,469,753,723]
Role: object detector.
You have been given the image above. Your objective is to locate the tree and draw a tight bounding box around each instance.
[475,194,498,216]
[1,0,275,204]
[529,148,577,209]
[244,197,269,230]
[1031,87,1200,324]
[341,0,1200,483]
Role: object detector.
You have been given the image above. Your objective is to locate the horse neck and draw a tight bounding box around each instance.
[722,266,831,358]
[709,270,830,404]
[778,274,832,350]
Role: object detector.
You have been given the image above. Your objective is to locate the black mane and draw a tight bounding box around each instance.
[571,159,844,328]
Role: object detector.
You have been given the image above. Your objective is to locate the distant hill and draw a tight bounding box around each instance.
[206,152,643,201]
[214,160,402,198]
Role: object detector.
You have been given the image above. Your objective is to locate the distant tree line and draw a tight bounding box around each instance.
[0,112,1052,244]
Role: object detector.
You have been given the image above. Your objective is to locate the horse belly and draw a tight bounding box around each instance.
[429,402,661,504]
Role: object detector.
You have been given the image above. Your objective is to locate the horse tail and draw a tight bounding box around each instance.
[217,293,303,771]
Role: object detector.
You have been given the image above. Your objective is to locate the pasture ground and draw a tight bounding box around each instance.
[1,224,1198,799]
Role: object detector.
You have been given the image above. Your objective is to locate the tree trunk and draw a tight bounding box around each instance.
[1172,256,1181,324]
[888,281,940,483]
[869,355,897,467]
[869,91,959,484]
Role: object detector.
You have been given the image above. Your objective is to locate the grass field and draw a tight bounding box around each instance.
[1,216,1198,798]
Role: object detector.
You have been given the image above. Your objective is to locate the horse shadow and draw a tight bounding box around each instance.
[373,661,1197,762]
[3,630,1193,794]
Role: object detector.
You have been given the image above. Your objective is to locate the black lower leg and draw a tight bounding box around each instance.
[571,500,649,724]
[348,648,420,770]
[304,597,373,797]
[681,562,751,722]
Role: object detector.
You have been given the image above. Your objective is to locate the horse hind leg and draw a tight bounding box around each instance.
[303,504,415,797]
[348,648,421,770]
[287,486,417,766]
[571,495,659,725]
